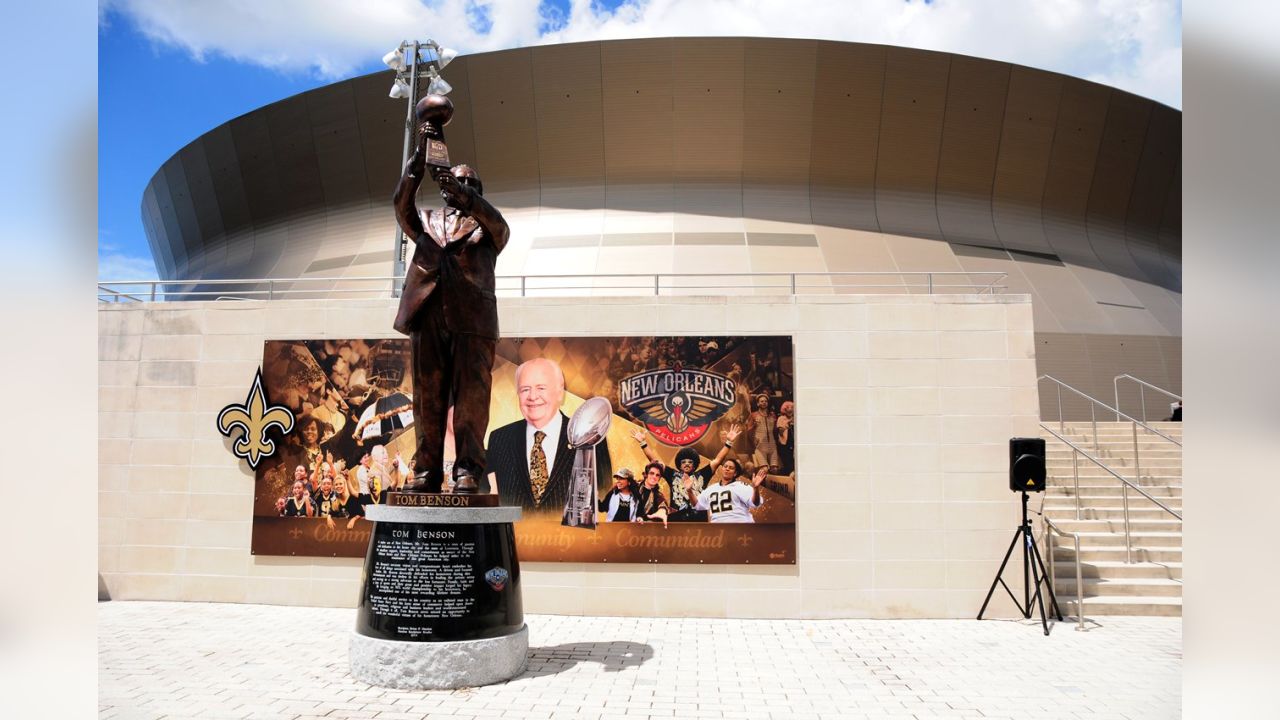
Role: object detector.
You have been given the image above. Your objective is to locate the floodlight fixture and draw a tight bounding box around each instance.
[435,46,458,69]
[427,75,452,96]
[389,78,412,99]
[382,47,406,72]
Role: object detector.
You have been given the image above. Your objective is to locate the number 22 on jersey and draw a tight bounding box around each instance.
[708,489,732,514]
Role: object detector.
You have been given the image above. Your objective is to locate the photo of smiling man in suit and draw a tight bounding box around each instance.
[485,357,612,513]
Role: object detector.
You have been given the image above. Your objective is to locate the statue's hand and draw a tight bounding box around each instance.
[406,125,428,172]
[437,172,470,209]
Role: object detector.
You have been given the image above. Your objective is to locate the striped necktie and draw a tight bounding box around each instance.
[530,430,549,504]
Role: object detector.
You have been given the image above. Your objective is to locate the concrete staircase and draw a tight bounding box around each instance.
[1039,421,1183,617]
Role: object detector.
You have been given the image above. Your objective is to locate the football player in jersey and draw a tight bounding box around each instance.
[684,458,768,523]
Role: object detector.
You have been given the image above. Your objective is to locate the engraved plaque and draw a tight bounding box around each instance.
[387,492,499,508]
[356,521,522,642]
[425,137,450,171]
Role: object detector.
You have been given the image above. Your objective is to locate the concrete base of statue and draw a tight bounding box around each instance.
[348,624,528,690]
[348,502,526,689]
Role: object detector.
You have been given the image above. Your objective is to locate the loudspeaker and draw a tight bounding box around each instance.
[1009,437,1046,492]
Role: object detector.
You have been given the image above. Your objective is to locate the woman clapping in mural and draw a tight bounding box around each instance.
[684,459,767,523]
[280,480,314,517]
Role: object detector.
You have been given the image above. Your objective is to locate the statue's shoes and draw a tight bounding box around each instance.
[402,472,439,494]
[452,471,479,494]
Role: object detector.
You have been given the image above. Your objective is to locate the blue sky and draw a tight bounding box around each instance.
[98,13,355,280]
[97,0,1181,281]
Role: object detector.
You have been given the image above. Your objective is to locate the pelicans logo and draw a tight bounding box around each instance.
[618,364,736,446]
[484,567,510,591]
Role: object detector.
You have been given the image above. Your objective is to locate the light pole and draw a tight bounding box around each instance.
[383,40,457,295]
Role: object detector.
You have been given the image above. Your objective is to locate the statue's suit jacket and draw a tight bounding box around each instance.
[485,412,612,513]
[393,207,502,338]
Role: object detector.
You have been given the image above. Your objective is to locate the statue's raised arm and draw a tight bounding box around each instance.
[392,124,429,241]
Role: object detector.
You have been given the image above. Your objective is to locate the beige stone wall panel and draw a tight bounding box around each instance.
[97,289,1139,618]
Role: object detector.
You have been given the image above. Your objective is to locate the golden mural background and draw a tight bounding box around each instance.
[250,335,796,563]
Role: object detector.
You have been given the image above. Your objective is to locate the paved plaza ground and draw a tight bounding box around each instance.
[99,602,1180,719]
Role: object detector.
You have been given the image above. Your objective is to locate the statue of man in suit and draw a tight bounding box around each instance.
[392,120,509,493]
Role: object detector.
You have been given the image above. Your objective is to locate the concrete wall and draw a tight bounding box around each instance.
[98,294,1038,618]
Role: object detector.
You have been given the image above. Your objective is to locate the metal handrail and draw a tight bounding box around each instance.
[100,288,146,303]
[1041,424,1182,519]
[1041,423,1181,565]
[97,271,1008,303]
[1113,374,1183,424]
[1040,517,1086,631]
[1038,374,1182,448]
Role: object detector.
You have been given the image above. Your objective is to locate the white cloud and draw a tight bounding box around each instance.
[104,0,1181,107]
[98,249,161,301]
[98,250,158,282]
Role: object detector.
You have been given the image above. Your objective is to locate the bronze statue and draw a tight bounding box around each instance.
[392,94,509,494]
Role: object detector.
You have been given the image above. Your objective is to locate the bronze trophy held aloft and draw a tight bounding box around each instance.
[392,93,510,499]
[415,94,453,175]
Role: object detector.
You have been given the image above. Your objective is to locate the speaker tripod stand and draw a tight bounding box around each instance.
[977,491,1063,635]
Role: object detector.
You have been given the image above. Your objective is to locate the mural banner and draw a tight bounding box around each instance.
[250,335,796,563]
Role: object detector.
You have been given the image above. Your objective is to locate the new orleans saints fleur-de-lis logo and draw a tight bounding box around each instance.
[217,369,295,469]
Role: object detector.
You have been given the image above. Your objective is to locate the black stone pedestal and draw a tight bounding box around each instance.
[348,503,527,689]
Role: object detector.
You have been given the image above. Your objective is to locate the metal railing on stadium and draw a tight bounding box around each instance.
[97,271,1007,303]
